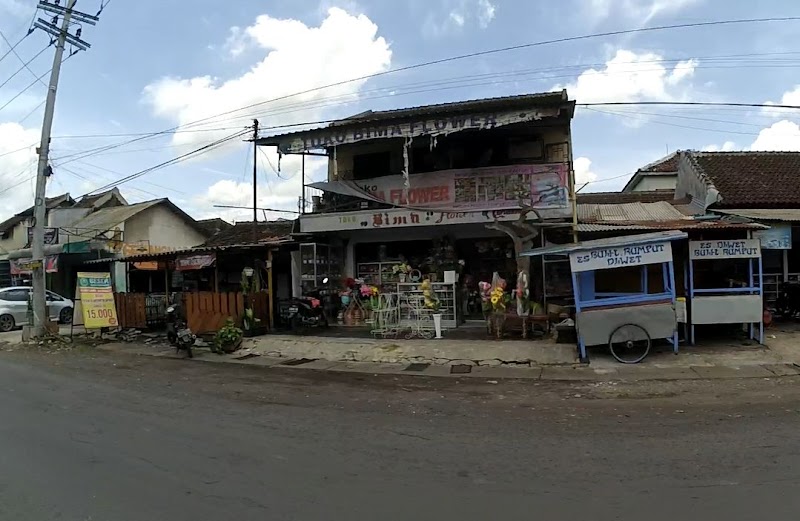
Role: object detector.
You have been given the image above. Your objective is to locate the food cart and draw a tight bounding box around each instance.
[688,238,763,344]
[523,231,687,363]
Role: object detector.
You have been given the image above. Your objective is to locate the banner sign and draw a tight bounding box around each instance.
[26,227,58,246]
[302,207,557,233]
[122,242,175,270]
[175,253,216,271]
[754,225,791,250]
[570,242,673,273]
[689,239,761,260]
[76,272,118,329]
[310,163,569,212]
[275,107,561,153]
[10,255,58,275]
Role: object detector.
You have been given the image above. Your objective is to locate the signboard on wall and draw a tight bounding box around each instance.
[10,255,58,275]
[76,272,118,329]
[301,207,549,233]
[175,253,216,271]
[754,225,792,249]
[26,227,58,245]
[569,241,673,273]
[689,239,761,259]
[274,107,561,153]
[310,163,569,212]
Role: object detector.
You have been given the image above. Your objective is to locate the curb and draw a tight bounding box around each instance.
[98,344,800,382]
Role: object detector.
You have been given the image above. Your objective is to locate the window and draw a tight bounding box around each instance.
[46,291,62,302]
[352,151,391,180]
[0,288,29,302]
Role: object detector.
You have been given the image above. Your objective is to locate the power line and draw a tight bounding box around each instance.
[0,29,48,87]
[0,28,32,65]
[0,51,72,114]
[0,43,51,91]
[83,128,252,195]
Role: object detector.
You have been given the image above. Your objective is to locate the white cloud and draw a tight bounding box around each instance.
[574,156,598,185]
[143,7,391,151]
[762,85,800,118]
[749,120,800,152]
[587,0,700,25]
[423,0,497,36]
[0,123,39,217]
[702,141,736,152]
[476,0,496,28]
[0,0,28,17]
[556,49,697,104]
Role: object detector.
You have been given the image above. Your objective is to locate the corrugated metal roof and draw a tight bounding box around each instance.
[712,209,800,222]
[578,201,685,222]
[81,238,295,264]
[67,200,163,236]
[522,230,688,257]
[577,221,767,232]
[576,191,676,205]
[257,90,572,143]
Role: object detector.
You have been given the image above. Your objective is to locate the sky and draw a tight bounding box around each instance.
[2,0,800,222]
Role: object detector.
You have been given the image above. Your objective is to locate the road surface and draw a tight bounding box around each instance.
[1,346,800,520]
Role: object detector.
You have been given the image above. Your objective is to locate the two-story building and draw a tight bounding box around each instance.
[259,90,576,325]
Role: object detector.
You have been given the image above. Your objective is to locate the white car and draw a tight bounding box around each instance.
[0,286,74,332]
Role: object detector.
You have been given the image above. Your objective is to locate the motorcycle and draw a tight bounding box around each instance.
[166,295,196,357]
[281,278,333,333]
[775,281,800,319]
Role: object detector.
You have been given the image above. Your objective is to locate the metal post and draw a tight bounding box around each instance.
[267,249,274,331]
[252,119,259,243]
[689,257,695,345]
[668,261,678,354]
[31,0,77,337]
[301,152,306,214]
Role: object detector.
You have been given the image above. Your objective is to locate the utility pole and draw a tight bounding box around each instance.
[252,119,259,243]
[30,0,97,337]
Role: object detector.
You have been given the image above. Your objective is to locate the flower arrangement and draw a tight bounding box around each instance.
[392,262,412,275]
[421,279,440,311]
[360,284,380,310]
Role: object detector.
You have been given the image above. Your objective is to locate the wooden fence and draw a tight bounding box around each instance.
[113,291,271,334]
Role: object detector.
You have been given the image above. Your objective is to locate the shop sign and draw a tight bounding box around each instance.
[301,207,547,233]
[175,253,216,271]
[310,163,569,212]
[754,224,791,250]
[10,255,58,275]
[122,242,175,270]
[689,239,761,259]
[570,242,673,273]
[275,107,561,153]
[26,227,58,245]
[76,272,118,329]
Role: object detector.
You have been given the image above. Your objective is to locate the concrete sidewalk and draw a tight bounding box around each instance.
[94,338,800,382]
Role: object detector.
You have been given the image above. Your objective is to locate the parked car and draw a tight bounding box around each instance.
[0,286,74,332]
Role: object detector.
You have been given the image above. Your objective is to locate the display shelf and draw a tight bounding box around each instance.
[300,243,341,292]
[397,282,457,328]
[357,261,402,287]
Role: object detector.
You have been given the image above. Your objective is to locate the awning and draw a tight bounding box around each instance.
[522,230,688,257]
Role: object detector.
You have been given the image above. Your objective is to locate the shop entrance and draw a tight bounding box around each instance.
[455,237,516,320]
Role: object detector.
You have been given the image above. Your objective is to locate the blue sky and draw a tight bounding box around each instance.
[2,0,800,221]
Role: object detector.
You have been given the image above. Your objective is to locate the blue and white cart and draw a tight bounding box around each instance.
[523,231,687,363]
[688,239,764,345]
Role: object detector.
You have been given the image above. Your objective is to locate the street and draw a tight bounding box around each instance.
[2,347,800,520]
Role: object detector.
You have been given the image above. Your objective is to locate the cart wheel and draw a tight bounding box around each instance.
[608,323,651,364]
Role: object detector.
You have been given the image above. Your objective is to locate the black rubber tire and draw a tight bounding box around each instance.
[59,307,73,324]
[185,345,193,359]
[0,314,14,332]
[608,323,651,364]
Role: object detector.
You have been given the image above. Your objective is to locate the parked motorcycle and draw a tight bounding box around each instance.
[166,295,196,357]
[776,281,800,319]
[281,278,334,333]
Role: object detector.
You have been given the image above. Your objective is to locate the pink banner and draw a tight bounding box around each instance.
[310,163,569,211]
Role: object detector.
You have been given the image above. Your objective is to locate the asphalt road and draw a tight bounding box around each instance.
[2,347,800,520]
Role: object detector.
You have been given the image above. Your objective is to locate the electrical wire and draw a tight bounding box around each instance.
[0,43,51,91]
[0,28,32,65]
[0,50,72,114]
[82,128,252,195]
[0,29,48,87]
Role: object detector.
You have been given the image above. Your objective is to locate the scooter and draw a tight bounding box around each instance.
[776,281,800,319]
[282,278,332,333]
[166,295,196,357]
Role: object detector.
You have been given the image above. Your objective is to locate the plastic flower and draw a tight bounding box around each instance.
[491,296,499,305]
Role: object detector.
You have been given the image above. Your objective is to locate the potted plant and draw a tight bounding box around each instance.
[421,279,443,338]
[214,318,243,353]
[392,262,412,282]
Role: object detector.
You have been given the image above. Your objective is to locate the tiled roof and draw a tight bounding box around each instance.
[576,191,675,204]
[196,218,233,237]
[688,151,800,208]
[0,194,74,235]
[639,152,679,172]
[201,220,295,247]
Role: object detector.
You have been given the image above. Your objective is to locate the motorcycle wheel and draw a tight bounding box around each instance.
[185,345,193,358]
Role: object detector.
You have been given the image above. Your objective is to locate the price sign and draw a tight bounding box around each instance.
[76,272,118,329]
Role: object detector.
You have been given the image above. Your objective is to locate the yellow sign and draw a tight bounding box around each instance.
[77,272,119,329]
